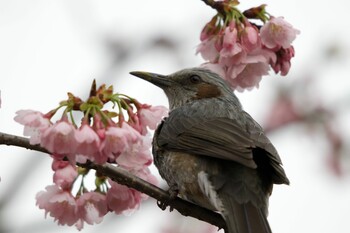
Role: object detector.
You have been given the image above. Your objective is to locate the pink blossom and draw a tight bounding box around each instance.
[199,17,218,41]
[76,192,108,227]
[197,15,298,91]
[92,113,106,140]
[271,46,295,75]
[106,180,142,215]
[52,160,78,190]
[228,62,269,90]
[133,167,158,186]
[221,26,239,55]
[36,185,78,226]
[260,16,300,49]
[138,105,168,131]
[75,154,89,164]
[241,21,261,52]
[201,63,226,79]
[226,48,275,90]
[100,122,142,163]
[127,112,144,134]
[14,110,51,144]
[219,26,246,66]
[116,135,153,169]
[196,37,220,62]
[75,124,101,159]
[100,126,127,163]
[198,20,277,90]
[40,120,77,155]
[131,167,159,200]
[121,122,143,143]
[210,47,275,90]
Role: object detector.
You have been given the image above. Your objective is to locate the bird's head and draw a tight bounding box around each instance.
[130,67,235,109]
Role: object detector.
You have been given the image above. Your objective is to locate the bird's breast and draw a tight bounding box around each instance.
[154,151,219,211]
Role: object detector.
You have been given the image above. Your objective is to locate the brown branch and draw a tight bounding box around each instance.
[0,131,226,231]
[201,0,226,16]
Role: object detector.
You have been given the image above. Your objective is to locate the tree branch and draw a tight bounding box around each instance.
[201,0,226,16]
[0,132,226,231]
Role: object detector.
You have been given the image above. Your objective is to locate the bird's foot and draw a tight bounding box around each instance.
[157,186,179,212]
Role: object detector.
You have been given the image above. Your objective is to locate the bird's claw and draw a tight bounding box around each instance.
[157,200,169,211]
[157,187,179,212]
[168,187,179,199]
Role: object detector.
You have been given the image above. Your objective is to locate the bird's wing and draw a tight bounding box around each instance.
[156,108,258,169]
[241,111,289,184]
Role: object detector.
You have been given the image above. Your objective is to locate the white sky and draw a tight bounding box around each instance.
[1,0,350,233]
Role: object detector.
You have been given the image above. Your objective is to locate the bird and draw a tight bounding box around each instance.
[130,68,289,233]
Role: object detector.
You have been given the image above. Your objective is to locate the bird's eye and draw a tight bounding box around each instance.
[189,75,201,84]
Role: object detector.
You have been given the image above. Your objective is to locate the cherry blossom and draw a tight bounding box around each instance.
[218,25,245,66]
[197,37,220,62]
[75,124,101,161]
[52,160,78,190]
[106,179,143,215]
[270,46,295,76]
[197,7,299,90]
[100,124,134,163]
[40,120,77,155]
[76,192,108,229]
[36,185,78,226]
[240,20,261,52]
[260,16,300,49]
[116,135,153,169]
[198,20,275,90]
[137,104,168,131]
[14,110,51,144]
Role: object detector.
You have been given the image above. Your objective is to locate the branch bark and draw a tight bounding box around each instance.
[0,132,226,231]
[201,0,226,16]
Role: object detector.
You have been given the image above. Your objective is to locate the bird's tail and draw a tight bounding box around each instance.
[222,198,272,233]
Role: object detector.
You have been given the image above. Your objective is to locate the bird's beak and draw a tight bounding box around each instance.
[130,71,172,88]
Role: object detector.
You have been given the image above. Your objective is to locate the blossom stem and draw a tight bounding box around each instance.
[99,110,113,127]
[114,93,134,102]
[69,110,77,128]
[115,99,125,125]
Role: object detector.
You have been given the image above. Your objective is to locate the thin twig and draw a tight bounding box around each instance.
[0,131,226,231]
[201,0,226,16]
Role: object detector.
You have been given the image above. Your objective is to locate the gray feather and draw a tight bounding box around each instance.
[157,99,289,184]
[222,197,272,233]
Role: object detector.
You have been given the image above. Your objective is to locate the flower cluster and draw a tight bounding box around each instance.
[197,2,300,90]
[15,81,168,230]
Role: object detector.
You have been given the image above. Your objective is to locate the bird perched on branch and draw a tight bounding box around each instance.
[131,68,289,233]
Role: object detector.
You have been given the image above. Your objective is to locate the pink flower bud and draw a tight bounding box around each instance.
[240,21,261,52]
[270,46,295,75]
